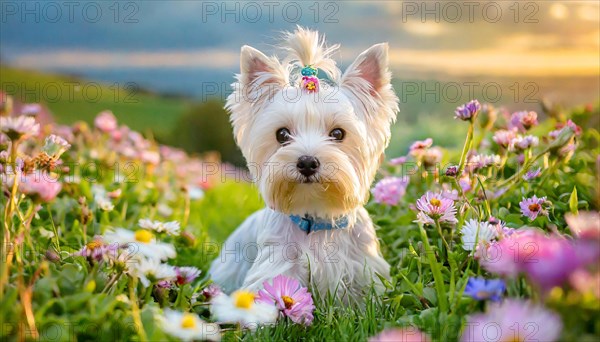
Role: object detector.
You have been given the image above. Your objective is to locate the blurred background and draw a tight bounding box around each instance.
[1,0,599,165]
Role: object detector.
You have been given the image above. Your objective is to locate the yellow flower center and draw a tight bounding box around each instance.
[281,295,295,310]
[306,82,316,90]
[134,230,154,243]
[86,241,102,250]
[233,290,255,309]
[528,203,540,212]
[430,198,441,207]
[503,336,522,342]
[180,313,196,329]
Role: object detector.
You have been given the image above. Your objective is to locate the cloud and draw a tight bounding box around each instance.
[388,48,599,77]
[10,46,598,78]
[12,49,240,69]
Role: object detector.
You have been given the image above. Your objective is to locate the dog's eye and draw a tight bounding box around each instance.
[276,128,292,144]
[329,128,345,141]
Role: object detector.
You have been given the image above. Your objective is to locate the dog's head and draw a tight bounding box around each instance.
[226,27,399,219]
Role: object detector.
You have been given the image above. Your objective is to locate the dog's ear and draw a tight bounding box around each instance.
[341,43,390,95]
[340,43,398,125]
[227,46,288,145]
[239,45,287,89]
[341,43,399,174]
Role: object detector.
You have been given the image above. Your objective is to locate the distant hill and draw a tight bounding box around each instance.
[0,66,192,139]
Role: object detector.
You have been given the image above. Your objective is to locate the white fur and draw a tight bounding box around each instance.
[210,27,399,302]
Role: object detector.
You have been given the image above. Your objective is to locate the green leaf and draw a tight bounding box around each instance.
[569,186,579,215]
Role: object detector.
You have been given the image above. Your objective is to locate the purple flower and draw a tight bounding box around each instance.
[454,100,481,121]
[415,191,458,225]
[463,277,505,301]
[157,280,173,289]
[445,165,458,177]
[371,177,409,206]
[519,195,548,220]
[523,167,542,181]
[461,299,562,342]
[257,274,315,326]
[175,266,201,285]
[74,239,120,263]
[510,110,538,132]
[389,156,407,166]
[201,284,223,301]
[510,134,539,150]
[21,103,42,116]
[459,174,472,192]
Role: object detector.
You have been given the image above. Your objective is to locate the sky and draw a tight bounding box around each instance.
[1,1,599,96]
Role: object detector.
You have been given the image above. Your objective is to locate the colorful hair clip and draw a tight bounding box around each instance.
[301,65,319,93]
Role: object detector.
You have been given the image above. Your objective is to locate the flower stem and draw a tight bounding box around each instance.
[418,223,448,313]
[457,122,475,177]
[435,220,451,254]
[129,278,148,342]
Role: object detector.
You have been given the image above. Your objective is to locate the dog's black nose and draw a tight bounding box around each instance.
[297,155,320,177]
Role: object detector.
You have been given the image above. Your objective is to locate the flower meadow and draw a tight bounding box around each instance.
[1,96,599,341]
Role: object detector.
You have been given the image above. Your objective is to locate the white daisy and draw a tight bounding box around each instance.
[460,219,498,252]
[128,257,176,288]
[211,290,278,330]
[103,228,176,261]
[187,185,205,200]
[92,185,114,211]
[138,219,181,236]
[0,115,40,140]
[160,310,221,342]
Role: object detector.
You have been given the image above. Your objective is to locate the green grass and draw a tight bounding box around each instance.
[2,67,599,342]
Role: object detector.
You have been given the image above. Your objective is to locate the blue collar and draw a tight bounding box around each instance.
[289,214,349,234]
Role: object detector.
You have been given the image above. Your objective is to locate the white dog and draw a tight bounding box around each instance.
[210,27,399,302]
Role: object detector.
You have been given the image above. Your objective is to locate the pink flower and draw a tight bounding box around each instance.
[370,328,431,342]
[565,211,600,240]
[422,147,443,167]
[480,229,585,291]
[257,275,315,325]
[18,172,62,202]
[510,110,538,132]
[569,269,600,298]
[461,299,562,342]
[372,177,409,206]
[174,266,201,285]
[492,129,517,148]
[140,150,160,165]
[467,154,500,172]
[94,111,118,133]
[415,191,458,225]
[409,138,433,157]
[519,195,548,220]
[301,76,319,92]
[0,115,40,141]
